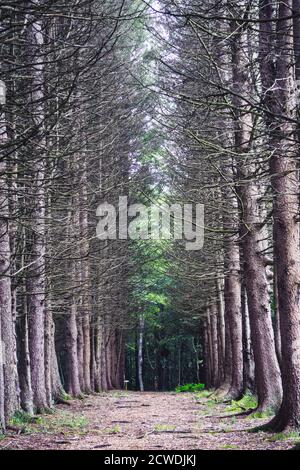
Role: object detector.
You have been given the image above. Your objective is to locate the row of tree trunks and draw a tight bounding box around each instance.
[0,0,135,432]
[201,0,300,429]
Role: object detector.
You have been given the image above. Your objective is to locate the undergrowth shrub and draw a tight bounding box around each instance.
[225,394,257,413]
[175,383,205,393]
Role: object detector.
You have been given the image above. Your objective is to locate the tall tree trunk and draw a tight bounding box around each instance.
[17,236,34,414]
[100,325,108,391]
[231,15,282,412]
[64,207,81,397]
[44,299,52,407]
[224,237,243,399]
[80,162,91,393]
[206,310,213,389]
[216,278,225,386]
[138,315,144,392]
[94,314,102,392]
[241,285,255,394]
[109,333,115,389]
[219,158,244,399]
[223,313,233,394]
[259,0,300,430]
[17,310,34,415]
[115,331,125,389]
[0,95,18,421]
[273,264,282,366]
[90,321,96,392]
[50,321,64,402]
[105,331,113,390]
[202,321,210,388]
[0,307,5,432]
[65,304,81,397]
[25,3,48,413]
[77,314,84,391]
[210,304,219,388]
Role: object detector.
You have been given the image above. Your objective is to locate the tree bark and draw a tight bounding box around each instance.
[219,153,244,398]
[241,285,255,394]
[231,14,282,412]
[0,317,5,432]
[105,331,113,390]
[216,278,225,385]
[65,304,81,397]
[0,100,18,421]
[259,0,300,429]
[25,2,48,413]
[17,241,34,414]
[210,304,219,388]
[50,322,64,402]
[79,163,91,393]
[273,264,282,366]
[224,236,243,399]
[44,299,52,407]
[100,324,108,391]
[138,315,145,392]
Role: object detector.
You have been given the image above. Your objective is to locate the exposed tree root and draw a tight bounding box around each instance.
[55,397,72,406]
[213,409,254,420]
[250,413,300,434]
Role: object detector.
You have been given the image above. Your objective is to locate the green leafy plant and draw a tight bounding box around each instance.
[9,410,42,427]
[60,415,88,430]
[225,394,257,413]
[175,383,205,393]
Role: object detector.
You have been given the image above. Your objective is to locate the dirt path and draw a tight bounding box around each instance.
[0,391,297,450]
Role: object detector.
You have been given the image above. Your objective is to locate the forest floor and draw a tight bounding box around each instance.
[0,391,298,450]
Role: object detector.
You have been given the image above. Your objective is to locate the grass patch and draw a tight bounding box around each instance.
[154,424,176,432]
[103,425,121,434]
[175,383,205,393]
[267,431,300,442]
[194,390,212,400]
[57,392,72,402]
[19,411,89,436]
[9,410,41,427]
[221,444,238,449]
[223,427,233,433]
[206,399,219,407]
[111,391,129,398]
[8,411,44,434]
[196,397,219,416]
[247,409,273,420]
[225,394,257,413]
[57,414,88,431]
